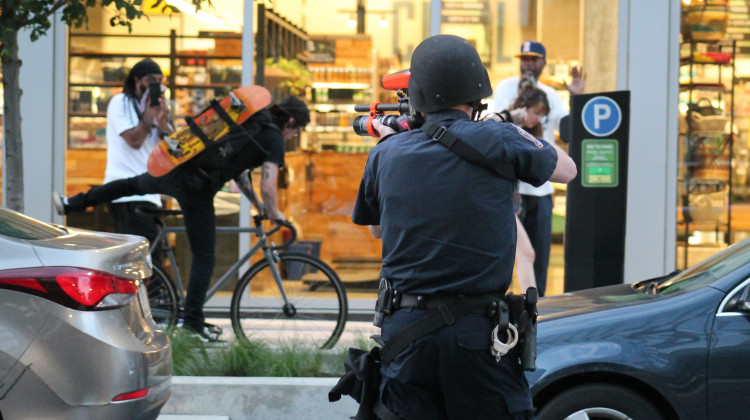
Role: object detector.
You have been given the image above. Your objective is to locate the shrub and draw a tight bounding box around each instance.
[168,328,348,377]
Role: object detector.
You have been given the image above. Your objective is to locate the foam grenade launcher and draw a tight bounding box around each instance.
[351,70,425,138]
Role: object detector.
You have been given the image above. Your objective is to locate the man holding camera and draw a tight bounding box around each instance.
[352,35,576,418]
[104,58,173,243]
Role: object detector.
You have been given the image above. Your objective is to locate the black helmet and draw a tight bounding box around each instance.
[271,96,310,128]
[409,35,492,113]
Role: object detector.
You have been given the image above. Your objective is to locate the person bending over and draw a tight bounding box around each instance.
[55,96,310,341]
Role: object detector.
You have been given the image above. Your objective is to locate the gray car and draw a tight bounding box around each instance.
[0,207,171,419]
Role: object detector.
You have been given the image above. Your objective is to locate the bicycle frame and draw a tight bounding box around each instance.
[150,224,286,305]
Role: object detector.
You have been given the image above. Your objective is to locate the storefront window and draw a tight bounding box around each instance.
[0,73,3,206]
[63,0,617,299]
[64,1,247,286]
[677,0,750,269]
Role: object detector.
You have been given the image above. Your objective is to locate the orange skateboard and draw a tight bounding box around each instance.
[148,85,272,177]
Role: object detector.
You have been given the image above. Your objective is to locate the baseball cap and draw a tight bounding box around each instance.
[516,41,546,60]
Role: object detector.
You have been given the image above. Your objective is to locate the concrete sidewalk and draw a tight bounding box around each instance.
[158,376,358,419]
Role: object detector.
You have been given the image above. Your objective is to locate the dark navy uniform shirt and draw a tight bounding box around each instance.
[352,109,557,296]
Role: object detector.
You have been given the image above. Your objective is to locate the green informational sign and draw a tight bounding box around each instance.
[581,139,618,188]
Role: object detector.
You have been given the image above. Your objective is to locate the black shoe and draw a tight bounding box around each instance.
[181,324,225,343]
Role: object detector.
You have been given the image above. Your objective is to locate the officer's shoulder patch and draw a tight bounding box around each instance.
[511,124,545,148]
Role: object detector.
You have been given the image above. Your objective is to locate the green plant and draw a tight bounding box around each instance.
[265,58,312,96]
[167,329,347,377]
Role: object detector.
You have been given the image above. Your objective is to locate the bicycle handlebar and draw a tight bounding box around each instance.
[253,215,297,251]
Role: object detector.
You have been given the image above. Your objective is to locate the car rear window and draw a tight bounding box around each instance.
[0,208,67,240]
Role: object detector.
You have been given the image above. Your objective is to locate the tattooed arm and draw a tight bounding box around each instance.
[234,169,265,215]
[259,161,286,221]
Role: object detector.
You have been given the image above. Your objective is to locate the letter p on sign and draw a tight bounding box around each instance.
[583,96,622,137]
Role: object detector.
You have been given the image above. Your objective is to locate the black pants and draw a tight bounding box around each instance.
[379,309,535,419]
[519,194,553,297]
[68,167,217,330]
[108,201,165,269]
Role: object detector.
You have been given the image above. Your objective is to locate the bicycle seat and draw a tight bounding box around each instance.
[135,206,183,217]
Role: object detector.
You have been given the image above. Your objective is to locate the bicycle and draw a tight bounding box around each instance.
[139,206,348,349]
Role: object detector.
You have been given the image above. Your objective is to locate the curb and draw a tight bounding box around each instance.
[159,376,358,419]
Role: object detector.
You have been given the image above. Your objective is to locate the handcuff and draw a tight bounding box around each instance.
[490,323,519,362]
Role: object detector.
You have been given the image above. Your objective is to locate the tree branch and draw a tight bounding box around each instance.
[14,0,69,28]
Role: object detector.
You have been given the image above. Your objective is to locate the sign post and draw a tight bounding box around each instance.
[564,91,630,291]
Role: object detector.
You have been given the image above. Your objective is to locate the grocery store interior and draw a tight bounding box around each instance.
[1,0,750,296]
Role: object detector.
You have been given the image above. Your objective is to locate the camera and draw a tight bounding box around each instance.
[351,70,424,138]
[352,110,422,137]
[149,81,161,107]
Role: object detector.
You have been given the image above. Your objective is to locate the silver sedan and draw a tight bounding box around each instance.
[0,207,171,419]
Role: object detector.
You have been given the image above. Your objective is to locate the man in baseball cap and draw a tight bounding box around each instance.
[518,40,546,59]
[516,41,547,86]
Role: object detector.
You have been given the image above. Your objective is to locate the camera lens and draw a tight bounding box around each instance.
[352,115,371,136]
[352,114,403,137]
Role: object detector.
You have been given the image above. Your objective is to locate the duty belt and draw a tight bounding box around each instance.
[395,293,503,318]
[378,293,504,364]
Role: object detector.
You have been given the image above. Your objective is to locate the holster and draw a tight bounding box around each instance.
[328,347,382,420]
[506,288,538,371]
[373,277,396,327]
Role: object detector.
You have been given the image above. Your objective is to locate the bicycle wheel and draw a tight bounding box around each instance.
[230,252,348,349]
[147,265,179,329]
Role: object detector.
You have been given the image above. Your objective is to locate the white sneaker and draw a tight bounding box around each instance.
[52,192,68,216]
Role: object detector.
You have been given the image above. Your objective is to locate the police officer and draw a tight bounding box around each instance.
[352,35,576,419]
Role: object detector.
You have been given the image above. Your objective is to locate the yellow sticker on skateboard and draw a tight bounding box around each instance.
[147,85,272,177]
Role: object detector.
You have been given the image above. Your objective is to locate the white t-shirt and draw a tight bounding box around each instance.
[103,92,162,205]
[492,76,567,197]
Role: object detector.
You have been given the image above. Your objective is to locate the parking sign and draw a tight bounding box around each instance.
[582,96,622,137]
[565,90,629,291]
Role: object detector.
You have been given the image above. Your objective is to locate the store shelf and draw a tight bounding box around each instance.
[312,82,370,89]
[680,54,733,66]
[310,126,352,133]
[70,52,242,60]
[68,29,248,149]
[309,77,372,150]
[680,83,727,92]
[71,82,241,90]
[70,112,107,118]
[70,82,123,88]
[678,39,736,269]
[312,103,358,112]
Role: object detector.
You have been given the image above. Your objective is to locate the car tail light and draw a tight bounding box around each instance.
[112,387,150,402]
[0,267,139,310]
